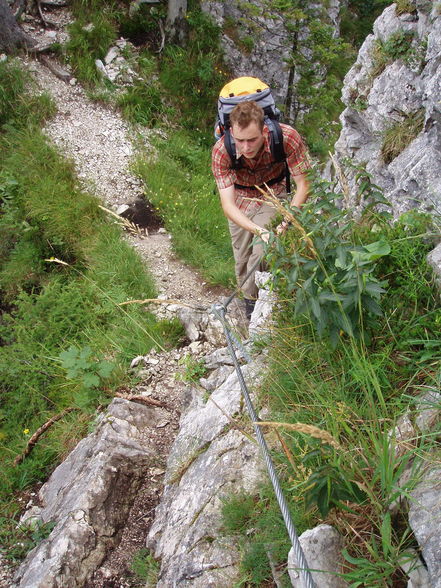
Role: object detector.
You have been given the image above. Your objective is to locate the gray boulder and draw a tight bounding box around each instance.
[147,358,266,586]
[332,4,441,218]
[408,466,441,588]
[288,524,348,587]
[13,399,161,588]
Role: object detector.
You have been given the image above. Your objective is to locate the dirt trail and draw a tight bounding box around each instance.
[0,10,244,587]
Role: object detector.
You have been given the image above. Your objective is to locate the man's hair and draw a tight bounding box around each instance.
[230,101,264,131]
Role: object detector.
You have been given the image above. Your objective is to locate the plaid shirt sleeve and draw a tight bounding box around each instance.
[281,124,311,176]
[212,138,236,190]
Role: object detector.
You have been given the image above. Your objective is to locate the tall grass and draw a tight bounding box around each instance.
[0,60,182,522]
[225,191,440,584]
[133,130,235,287]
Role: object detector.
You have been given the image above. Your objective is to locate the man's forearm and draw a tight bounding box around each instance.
[289,173,310,209]
[219,186,269,241]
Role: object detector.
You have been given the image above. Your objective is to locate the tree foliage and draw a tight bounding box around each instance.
[232,0,355,157]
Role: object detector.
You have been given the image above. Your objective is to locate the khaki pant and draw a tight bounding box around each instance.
[228,202,277,300]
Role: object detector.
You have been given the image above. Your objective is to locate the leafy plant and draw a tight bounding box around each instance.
[371,30,423,77]
[130,548,159,586]
[177,354,207,383]
[264,173,392,345]
[0,516,56,562]
[304,460,367,517]
[59,345,114,389]
[342,514,412,587]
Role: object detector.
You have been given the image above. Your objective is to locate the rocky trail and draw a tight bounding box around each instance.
[1,8,247,588]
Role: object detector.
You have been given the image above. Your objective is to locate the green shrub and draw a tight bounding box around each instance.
[65,16,118,84]
[264,171,392,345]
[371,30,421,77]
[130,548,159,586]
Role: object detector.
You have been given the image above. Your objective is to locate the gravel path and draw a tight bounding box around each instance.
[0,9,244,588]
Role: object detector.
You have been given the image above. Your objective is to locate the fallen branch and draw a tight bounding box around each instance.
[14,408,77,466]
[115,392,166,408]
[118,297,205,310]
[36,0,48,27]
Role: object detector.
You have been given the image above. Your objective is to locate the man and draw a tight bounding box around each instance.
[212,100,310,318]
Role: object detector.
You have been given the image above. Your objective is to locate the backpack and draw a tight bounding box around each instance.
[215,76,291,193]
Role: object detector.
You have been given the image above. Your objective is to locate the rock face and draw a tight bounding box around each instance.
[12,399,163,588]
[201,0,341,120]
[409,466,441,588]
[288,525,348,588]
[332,3,441,218]
[147,354,266,586]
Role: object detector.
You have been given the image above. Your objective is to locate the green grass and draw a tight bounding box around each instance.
[381,110,425,164]
[0,61,184,521]
[133,130,235,287]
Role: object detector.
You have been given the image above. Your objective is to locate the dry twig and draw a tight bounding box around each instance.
[99,205,147,237]
[115,393,166,408]
[256,421,341,450]
[14,408,77,466]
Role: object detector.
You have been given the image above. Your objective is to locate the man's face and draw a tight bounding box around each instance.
[231,122,264,159]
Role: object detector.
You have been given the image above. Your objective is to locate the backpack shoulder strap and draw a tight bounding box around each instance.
[266,119,291,193]
[223,129,241,170]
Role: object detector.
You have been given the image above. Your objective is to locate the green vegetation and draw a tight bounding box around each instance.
[227,173,440,585]
[133,130,234,286]
[177,353,208,383]
[2,2,440,584]
[340,0,392,47]
[129,548,160,587]
[381,109,425,164]
[0,516,56,563]
[0,59,182,521]
[220,194,439,583]
[371,29,427,77]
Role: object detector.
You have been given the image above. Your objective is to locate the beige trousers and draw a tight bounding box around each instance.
[228,202,277,300]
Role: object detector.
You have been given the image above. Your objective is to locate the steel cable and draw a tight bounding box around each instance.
[212,303,316,588]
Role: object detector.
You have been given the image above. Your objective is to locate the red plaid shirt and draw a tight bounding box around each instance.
[212,123,310,214]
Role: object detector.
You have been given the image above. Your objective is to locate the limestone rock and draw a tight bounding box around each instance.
[178,306,226,347]
[408,466,441,587]
[248,271,277,339]
[288,524,348,587]
[332,4,441,218]
[399,549,431,588]
[13,399,159,588]
[147,356,267,586]
[427,242,441,293]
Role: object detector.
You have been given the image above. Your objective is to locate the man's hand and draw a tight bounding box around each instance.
[275,220,290,235]
[255,227,270,243]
